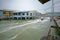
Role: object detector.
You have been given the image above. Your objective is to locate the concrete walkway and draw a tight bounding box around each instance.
[54,18,60,27]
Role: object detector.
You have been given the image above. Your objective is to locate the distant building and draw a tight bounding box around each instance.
[12,11,41,20]
[0,10,41,20]
[0,10,2,20]
[0,10,13,20]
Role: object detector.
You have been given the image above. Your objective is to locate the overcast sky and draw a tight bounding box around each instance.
[0,0,60,13]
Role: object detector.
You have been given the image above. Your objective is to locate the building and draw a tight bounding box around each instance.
[11,11,41,20]
[0,10,2,20]
[0,10,13,20]
[0,10,41,20]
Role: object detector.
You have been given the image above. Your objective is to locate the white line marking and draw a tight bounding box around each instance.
[0,19,40,33]
[9,27,30,40]
[9,19,41,40]
[10,19,50,40]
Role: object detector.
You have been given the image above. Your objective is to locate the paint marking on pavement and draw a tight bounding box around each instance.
[9,19,50,40]
[0,19,40,33]
[9,26,31,40]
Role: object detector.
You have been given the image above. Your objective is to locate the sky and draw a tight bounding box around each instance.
[0,0,60,13]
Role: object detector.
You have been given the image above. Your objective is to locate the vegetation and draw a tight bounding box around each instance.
[55,28,60,36]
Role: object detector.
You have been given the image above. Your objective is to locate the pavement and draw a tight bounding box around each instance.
[50,17,60,40]
[54,18,60,27]
[0,18,50,40]
[56,20,60,27]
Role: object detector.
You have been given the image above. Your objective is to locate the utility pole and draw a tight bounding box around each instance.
[38,0,51,40]
[51,0,59,27]
[51,0,54,21]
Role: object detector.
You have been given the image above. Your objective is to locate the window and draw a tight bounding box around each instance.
[27,13,29,15]
[3,11,6,14]
[27,17,29,19]
[14,13,17,15]
[22,13,25,15]
[18,13,21,15]
[30,13,32,16]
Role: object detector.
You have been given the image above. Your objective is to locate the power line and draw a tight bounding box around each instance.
[54,0,60,5]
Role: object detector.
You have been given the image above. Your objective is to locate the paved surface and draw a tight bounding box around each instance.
[54,18,60,27]
[0,18,50,40]
[0,20,32,32]
[56,20,60,27]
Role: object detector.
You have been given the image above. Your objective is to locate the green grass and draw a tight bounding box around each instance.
[55,28,60,36]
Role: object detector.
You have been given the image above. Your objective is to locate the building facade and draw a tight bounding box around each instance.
[0,10,2,20]
[11,11,41,20]
[0,10,41,20]
[0,10,13,20]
